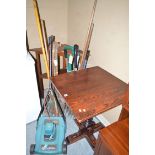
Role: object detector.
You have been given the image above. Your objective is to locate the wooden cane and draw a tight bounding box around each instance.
[41,19,49,63]
[32,0,50,79]
[79,0,98,69]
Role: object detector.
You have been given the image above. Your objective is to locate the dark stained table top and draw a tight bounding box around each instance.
[52,66,128,123]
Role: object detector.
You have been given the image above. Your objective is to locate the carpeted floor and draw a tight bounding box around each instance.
[26,114,99,155]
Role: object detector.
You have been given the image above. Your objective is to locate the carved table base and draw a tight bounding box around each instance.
[66,119,104,150]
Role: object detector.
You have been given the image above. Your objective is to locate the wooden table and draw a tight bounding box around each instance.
[52,66,128,149]
[94,118,129,155]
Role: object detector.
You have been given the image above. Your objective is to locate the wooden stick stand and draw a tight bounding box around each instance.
[66,119,104,150]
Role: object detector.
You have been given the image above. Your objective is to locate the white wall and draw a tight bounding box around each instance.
[68,0,129,124]
[68,0,128,83]
[26,0,68,48]
[90,0,129,83]
[68,0,94,47]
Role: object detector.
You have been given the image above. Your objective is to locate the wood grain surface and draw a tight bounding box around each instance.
[94,118,129,155]
[119,85,129,120]
[52,66,128,123]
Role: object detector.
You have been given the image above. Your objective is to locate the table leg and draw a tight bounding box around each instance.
[119,107,129,121]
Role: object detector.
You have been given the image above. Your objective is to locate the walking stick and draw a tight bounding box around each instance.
[41,19,49,63]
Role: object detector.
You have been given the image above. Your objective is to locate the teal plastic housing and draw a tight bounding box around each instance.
[34,114,66,154]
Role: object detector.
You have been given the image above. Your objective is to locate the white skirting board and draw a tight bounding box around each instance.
[96,105,122,127]
[96,114,110,127]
